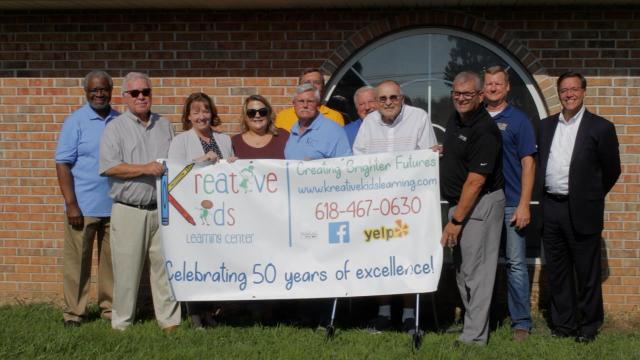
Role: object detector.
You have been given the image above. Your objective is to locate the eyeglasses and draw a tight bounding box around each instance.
[558,87,584,95]
[246,108,269,117]
[294,99,318,106]
[124,88,152,98]
[88,87,111,94]
[378,95,402,103]
[451,91,479,99]
[301,80,323,86]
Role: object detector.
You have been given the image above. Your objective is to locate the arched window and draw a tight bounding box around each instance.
[325,27,547,144]
[325,28,546,257]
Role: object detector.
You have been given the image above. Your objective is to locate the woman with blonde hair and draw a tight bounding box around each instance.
[231,95,288,159]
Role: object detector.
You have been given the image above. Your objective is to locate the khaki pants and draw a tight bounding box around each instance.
[63,216,113,322]
[110,202,181,330]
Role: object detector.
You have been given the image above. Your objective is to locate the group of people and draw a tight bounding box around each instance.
[56,66,620,345]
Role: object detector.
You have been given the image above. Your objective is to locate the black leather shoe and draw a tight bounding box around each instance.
[575,334,596,343]
[550,329,572,338]
[63,320,81,327]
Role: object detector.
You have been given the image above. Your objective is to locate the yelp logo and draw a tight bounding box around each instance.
[364,219,409,242]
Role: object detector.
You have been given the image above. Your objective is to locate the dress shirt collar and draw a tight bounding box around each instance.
[123,109,157,128]
[558,105,586,125]
[376,103,405,127]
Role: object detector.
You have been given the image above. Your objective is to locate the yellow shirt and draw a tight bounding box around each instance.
[275,105,345,131]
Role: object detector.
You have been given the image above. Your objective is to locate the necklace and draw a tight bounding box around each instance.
[243,132,272,148]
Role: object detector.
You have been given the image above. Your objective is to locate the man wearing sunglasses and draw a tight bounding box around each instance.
[352,80,437,334]
[275,68,345,131]
[440,71,505,346]
[353,80,437,155]
[56,70,119,327]
[99,72,180,333]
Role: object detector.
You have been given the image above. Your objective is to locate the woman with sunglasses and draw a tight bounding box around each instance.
[231,95,288,159]
[169,92,235,163]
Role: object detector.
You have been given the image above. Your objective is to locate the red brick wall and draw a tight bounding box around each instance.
[0,7,638,312]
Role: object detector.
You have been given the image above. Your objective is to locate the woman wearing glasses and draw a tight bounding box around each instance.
[232,95,289,159]
[169,92,235,163]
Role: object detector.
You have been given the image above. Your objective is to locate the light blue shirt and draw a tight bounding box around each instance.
[55,103,119,217]
[285,114,352,160]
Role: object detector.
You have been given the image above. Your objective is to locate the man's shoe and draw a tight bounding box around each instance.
[63,320,81,328]
[402,318,420,335]
[100,311,112,321]
[513,328,529,342]
[163,325,179,334]
[366,316,392,333]
[575,333,596,344]
[550,329,573,338]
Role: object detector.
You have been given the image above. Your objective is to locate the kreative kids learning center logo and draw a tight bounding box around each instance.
[161,161,280,227]
[364,219,409,242]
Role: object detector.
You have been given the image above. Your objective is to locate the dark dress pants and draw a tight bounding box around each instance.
[542,195,604,337]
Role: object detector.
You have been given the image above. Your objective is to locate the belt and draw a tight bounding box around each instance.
[116,201,157,210]
[544,192,569,202]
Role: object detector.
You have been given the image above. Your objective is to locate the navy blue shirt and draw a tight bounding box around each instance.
[344,118,362,148]
[491,104,537,207]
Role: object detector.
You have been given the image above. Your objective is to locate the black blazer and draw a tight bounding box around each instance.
[537,109,621,234]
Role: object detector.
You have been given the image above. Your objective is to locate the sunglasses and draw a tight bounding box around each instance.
[124,88,152,98]
[246,108,269,117]
[378,95,402,103]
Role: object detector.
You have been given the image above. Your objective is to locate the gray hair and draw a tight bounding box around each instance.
[453,71,483,91]
[122,72,151,92]
[295,83,321,102]
[83,70,113,90]
[353,85,376,104]
[376,80,404,95]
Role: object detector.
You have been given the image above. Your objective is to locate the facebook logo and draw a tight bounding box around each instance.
[328,222,350,244]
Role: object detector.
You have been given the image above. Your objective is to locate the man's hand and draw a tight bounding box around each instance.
[143,161,165,177]
[441,221,462,248]
[66,203,84,230]
[511,204,531,230]
[431,144,443,157]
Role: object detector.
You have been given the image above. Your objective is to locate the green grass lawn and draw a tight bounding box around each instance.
[1,304,638,359]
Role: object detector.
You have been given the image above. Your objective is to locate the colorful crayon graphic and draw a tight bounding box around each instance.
[161,161,169,226]
[160,162,197,226]
[169,193,196,226]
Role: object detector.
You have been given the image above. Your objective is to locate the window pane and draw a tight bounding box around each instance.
[326,28,547,257]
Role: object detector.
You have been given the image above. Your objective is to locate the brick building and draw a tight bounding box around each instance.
[0,3,638,314]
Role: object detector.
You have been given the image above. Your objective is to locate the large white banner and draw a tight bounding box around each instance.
[158,150,443,301]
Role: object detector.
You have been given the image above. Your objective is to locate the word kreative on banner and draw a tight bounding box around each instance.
[193,170,279,195]
[159,149,444,300]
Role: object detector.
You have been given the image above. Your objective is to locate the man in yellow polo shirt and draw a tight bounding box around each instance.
[275,68,344,131]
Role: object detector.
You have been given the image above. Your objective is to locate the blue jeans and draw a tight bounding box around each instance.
[504,206,532,330]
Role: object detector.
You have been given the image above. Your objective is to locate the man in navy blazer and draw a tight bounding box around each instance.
[538,71,621,343]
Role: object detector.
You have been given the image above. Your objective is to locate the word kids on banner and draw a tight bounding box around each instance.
[158,150,443,301]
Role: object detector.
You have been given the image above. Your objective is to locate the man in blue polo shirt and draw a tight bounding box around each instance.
[55,70,120,326]
[484,66,537,342]
[344,86,378,147]
[284,83,352,160]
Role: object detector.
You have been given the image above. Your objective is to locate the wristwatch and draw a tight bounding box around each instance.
[450,216,464,226]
